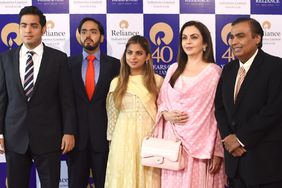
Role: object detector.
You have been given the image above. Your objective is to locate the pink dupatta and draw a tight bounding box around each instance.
[155,63,223,159]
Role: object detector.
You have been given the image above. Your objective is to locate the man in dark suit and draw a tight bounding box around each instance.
[0,6,76,188]
[215,17,282,188]
[67,17,120,188]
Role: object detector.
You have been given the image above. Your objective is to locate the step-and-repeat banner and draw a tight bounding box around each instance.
[0,0,281,187]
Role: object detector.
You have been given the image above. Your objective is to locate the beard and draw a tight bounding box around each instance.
[82,38,100,51]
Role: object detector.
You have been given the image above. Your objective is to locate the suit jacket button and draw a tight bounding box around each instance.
[231,121,236,127]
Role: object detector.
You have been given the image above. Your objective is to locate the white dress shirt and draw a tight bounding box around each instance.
[19,43,44,86]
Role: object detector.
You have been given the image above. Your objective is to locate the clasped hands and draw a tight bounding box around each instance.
[162,110,189,125]
[222,134,246,157]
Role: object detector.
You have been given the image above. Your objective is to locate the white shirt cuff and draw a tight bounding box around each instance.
[0,134,3,139]
[236,137,245,147]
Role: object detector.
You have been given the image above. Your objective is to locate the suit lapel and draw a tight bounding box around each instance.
[225,61,239,113]
[92,53,105,100]
[31,46,49,100]
[234,50,264,108]
[12,46,26,98]
[73,55,89,101]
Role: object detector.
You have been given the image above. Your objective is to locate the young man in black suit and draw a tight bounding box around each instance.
[0,6,76,188]
[67,17,120,188]
[215,17,282,188]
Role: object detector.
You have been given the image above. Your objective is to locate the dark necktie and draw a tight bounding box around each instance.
[24,51,35,101]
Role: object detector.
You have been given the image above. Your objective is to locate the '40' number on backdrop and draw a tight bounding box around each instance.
[152,46,173,63]
[222,47,235,62]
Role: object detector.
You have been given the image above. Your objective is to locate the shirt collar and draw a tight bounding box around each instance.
[239,49,258,70]
[82,49,101,61]
[21,42,44,57]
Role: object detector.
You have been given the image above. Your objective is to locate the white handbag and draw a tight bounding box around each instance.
[141,136,185,170]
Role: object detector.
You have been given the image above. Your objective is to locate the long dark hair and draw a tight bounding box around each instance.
[169,21,215,87]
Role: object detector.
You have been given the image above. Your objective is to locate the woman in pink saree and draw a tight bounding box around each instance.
[154,21,225,188]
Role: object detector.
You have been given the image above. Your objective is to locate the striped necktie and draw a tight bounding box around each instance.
[234,66,246,101]
[24,51,35,101]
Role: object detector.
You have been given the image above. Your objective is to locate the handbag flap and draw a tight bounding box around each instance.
[141,137,182,161]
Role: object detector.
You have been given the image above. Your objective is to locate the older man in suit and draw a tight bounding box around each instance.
[215,17,282,188]
[0,6,76,188]
[67,17,120,188]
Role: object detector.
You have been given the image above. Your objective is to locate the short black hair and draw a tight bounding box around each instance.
[77,17,104,35]
[19,6,46,27]
[232,17,264,48]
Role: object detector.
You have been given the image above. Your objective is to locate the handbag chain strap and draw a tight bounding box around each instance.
[147,112,179,140]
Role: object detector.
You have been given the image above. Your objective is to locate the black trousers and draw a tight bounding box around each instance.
[229,177,282,188]
[67,145,108,188]
[5,149,61,188]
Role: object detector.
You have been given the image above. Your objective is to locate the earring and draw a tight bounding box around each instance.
[203,47,206,52]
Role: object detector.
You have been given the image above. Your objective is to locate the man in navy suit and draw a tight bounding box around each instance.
[67,17,120,188]
[0,6,76,188]
[215,17,282,188]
